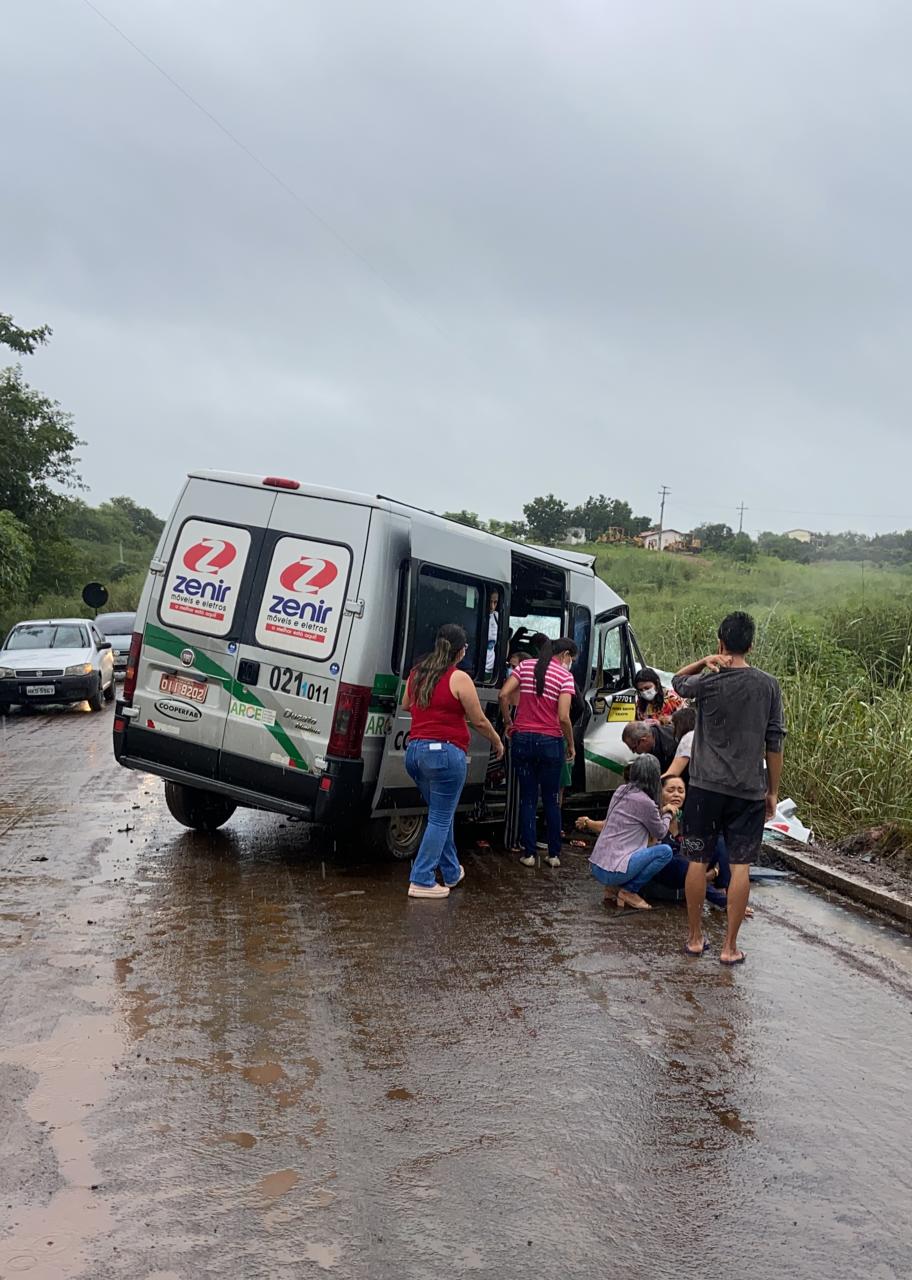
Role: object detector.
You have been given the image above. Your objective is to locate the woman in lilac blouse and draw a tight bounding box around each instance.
[583,754,675,910]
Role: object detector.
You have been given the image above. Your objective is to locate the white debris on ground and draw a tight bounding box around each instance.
[764,797,813,845]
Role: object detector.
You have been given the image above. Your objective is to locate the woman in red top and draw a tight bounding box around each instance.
[402,623,503,899]
[498,637,578,869]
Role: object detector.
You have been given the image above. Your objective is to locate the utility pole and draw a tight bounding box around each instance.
[737,501,747,534]
[657,485,670,551]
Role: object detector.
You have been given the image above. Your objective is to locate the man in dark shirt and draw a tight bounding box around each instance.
[621,720,677,775]
[672,611,785,965]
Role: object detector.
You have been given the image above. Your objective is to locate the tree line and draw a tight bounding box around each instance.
[442,494,652,545]
[0,311,163,619]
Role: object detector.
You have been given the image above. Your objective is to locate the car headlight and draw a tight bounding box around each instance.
[65,662,94,676]
[0,667,14,678]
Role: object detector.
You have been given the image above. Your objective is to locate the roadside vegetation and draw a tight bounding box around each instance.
[590,543,912,844]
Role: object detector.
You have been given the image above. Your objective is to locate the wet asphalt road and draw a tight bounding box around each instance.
[1,705,911,1280]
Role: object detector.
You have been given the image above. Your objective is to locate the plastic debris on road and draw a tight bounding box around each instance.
[764,797,813,845]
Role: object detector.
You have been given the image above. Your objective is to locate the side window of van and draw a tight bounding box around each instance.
[593,618,624,692]
[409,567,485,679]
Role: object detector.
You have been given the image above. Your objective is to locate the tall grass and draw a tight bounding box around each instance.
[590,544,912,841]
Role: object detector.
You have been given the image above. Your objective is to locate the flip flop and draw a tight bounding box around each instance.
[719,951,746,966]
[684,940,710,956]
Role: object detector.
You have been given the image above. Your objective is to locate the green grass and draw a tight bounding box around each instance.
[585,544,912,841]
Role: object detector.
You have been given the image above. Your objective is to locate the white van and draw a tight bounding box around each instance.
[113,471,650,855]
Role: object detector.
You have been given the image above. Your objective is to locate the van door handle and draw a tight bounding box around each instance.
[344,599,365,618]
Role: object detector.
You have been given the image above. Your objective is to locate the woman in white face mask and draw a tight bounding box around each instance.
[633,667,684,726]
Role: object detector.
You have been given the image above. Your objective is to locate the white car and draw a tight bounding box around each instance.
[96,611,136,676]
[0,618,116,714]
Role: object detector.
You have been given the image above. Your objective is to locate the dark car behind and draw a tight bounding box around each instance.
[96,612,136,675]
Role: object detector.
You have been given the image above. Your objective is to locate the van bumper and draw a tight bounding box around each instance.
[113,709,365,825]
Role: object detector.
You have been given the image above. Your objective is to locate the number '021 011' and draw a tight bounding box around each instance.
[268,666,329,703]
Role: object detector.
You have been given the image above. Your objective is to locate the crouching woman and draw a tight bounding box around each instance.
[588,754,675,910]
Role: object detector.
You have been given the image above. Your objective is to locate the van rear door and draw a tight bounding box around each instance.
[135,480,275,782]
[217,492,371,803]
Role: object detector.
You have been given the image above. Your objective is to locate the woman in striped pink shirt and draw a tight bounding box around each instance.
[498,638,578,868]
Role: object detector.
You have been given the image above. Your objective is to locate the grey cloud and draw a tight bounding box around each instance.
[2,0,911,534]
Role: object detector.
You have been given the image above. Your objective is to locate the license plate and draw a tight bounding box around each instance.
[159,673,209,703]
[26,684,55,696]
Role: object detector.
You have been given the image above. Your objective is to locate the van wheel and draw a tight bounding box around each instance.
[371,814,427,860]
[165,781,237,832]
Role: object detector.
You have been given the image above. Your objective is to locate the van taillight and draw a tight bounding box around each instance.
[123,631,143,704]
[327,683,371,759]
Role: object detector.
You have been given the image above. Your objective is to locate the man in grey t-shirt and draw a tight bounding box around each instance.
[672,611,785,966]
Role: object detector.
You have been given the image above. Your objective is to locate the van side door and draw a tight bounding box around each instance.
[582,613,639,798]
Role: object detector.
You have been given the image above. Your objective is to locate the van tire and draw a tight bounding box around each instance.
[370,814,427,860]
[165,781,237,832]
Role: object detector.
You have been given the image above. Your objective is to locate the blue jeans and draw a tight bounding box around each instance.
[511,732,565,857]
[590,844,674,894]
[405,740,467,887]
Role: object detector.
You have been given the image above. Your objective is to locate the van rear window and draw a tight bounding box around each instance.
[254,536,351,660]
[160,519,252,637]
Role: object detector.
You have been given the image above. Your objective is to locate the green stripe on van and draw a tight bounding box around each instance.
[143,622,309,772]
[371,673,400,697]
[583,748,625,776]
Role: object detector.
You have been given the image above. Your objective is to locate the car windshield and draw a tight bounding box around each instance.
[5,624,89,650]
[97,613,135,635]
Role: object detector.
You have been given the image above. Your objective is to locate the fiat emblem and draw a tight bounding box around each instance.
[180,648,194,667]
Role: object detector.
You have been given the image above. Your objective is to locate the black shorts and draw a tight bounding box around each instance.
[681,785,766,865]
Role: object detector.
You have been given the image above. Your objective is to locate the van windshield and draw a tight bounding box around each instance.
[5,624,89,650]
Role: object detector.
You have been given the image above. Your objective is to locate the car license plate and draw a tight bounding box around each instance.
[159,673,209,703]
[26,684,55,696]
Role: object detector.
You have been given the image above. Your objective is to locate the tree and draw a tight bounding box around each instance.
[723,531,757,562]
[523,494,569,545]
[105,496,165,544]
[567,495,653,540]
[442,509,484,530]
[692,522,734,552]
[0,510,33,603]
[0,312,51,356]
[1,311,84,525]
[487,518,527,541]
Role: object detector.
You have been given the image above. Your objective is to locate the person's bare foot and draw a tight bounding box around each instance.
[602,887,618,906]
[617,888,652,910]
[719,948,746,965]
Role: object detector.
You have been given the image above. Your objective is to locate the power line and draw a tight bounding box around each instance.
[79,0,450,343]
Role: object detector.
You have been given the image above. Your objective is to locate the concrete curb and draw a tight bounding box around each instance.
[772,844,912,926]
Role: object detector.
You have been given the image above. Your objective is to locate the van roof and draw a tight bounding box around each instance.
[186,470,625,607]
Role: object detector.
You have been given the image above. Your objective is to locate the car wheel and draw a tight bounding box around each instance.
[0,702,11,716]
[103,676,115,702]
[369,814,427,860]
[164,781,237,832]
[88,679,104,712]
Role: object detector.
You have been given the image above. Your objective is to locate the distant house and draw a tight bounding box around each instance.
[564,526,587,546]
[639,527,685,551]
[784,528,813,544]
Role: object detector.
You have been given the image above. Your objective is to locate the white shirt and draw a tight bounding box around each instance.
[485,612,498,675]
[675,730,694,759]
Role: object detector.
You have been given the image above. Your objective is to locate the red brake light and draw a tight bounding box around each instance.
[123,631,143,704]
[263,476,301,490]
[327,683,371,760]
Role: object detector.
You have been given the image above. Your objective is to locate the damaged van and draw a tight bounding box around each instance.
[113,471,649,856]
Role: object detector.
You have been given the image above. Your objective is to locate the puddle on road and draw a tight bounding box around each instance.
[255,1168,299,1198]
[242,1061,287,1086]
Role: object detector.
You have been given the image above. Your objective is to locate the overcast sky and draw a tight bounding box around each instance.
[3,0,911,535]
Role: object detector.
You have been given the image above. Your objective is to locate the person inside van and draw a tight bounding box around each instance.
[485,590,500,678]
[498,637,578,869]
[402,623,504,900]
[586,754,675,910]
[634,668,683,725]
